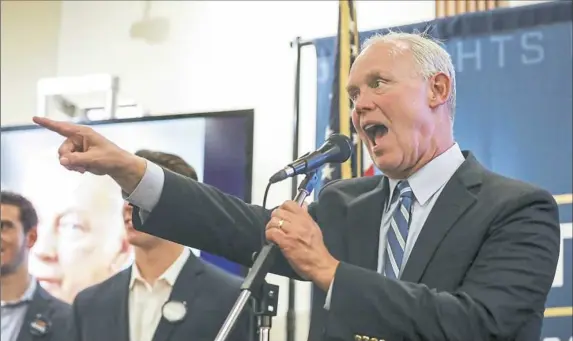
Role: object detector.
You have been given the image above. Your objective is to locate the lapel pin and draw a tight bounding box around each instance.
[29,314,51,337]
[162,300,187,324]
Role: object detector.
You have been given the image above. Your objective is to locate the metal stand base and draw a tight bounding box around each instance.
[254,282,279,341]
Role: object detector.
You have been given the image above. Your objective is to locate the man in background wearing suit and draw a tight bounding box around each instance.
[69,150,252,341]
[34,31,560,341]
[1,191,71,341]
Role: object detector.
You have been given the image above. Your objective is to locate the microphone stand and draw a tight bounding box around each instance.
[253,281,279,341]
[214,171,319,341]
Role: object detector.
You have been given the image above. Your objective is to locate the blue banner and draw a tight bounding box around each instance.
[313,2,572,340]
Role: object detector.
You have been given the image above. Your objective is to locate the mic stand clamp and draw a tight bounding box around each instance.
[214,171,319,341]
[252,281,279,341]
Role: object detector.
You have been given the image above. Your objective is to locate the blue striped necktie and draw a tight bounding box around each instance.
[384,180,414,279]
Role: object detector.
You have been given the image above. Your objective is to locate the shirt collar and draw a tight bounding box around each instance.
[1,276,37,307]
[129,247,191,289]
[388,143,465,206]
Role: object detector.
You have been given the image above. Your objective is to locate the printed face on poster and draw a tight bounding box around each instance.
[1,112,253,303]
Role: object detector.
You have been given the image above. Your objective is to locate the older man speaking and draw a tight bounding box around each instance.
[33,32,559,341]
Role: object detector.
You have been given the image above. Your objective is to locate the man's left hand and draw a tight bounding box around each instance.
[265,201,339,290]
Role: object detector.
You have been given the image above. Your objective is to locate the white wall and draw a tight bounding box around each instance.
[1,0,552,340]
[1,0,62,126]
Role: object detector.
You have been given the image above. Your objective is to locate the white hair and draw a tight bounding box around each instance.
[362,30,457,122]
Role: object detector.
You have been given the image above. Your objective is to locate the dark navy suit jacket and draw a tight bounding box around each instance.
[16,283,71,341]
[69,253,253,341]
[131,152,560,341]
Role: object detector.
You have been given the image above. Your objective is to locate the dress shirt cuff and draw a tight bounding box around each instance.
[124,160,165,213]
[323,279,334,310]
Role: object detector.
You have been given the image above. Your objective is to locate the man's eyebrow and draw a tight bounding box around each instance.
[366,70,391,80]
[345,84,358,93]
[346,70,392,93]
[57,209,78,218]
[1,219,14,227]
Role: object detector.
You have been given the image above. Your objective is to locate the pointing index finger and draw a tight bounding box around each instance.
[32,116,81,137]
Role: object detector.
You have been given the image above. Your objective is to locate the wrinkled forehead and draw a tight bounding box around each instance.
[348,40,414,84]
[47,176,123,222]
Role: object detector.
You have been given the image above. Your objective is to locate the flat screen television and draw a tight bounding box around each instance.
[0,109,253,304]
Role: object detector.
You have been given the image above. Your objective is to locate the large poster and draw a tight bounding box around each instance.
[313,2,572,340]
[0,111,254,304]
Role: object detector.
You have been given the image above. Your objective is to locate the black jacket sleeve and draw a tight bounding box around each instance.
[132,168,314,279]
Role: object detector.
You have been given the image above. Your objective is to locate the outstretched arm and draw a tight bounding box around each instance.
[130,161,307,279]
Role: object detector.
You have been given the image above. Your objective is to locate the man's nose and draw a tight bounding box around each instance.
[33,228,59,262]
[353,94,376,115]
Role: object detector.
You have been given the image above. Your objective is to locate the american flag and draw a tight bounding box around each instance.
[321,0,375,186]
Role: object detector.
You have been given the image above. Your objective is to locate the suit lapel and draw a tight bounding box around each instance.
[346,176,389,270]
[112,269,131,341]
[401,152,483,282]
[151,254,205,341]
[16,284,49,341]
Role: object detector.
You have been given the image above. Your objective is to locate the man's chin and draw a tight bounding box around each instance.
[127,235,152,247]
[38,279,62,293]
[373,157,400,177]
[126,227,144,238]
[126,235,141,245]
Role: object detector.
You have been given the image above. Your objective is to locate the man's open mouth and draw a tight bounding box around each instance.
[363,123,388,145]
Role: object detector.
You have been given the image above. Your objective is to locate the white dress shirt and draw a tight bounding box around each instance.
[126,159,165,218]
[129,247,190,341]
[125,143,465,311]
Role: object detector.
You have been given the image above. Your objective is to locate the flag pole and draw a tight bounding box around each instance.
[286,2,361,341]
[295,38,314,47]
[286,35,303,341]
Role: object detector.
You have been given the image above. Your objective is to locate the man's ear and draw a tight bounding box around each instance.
[428,72,451,109]
[26,226,38,249]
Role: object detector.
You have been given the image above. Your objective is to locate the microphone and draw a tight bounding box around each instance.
[269,133,353,184]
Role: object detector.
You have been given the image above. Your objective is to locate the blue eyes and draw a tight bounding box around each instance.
[369,79,386,88]
[349,79,387,102]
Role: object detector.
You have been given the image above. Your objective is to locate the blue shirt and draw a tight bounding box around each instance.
[1,278,37,341]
